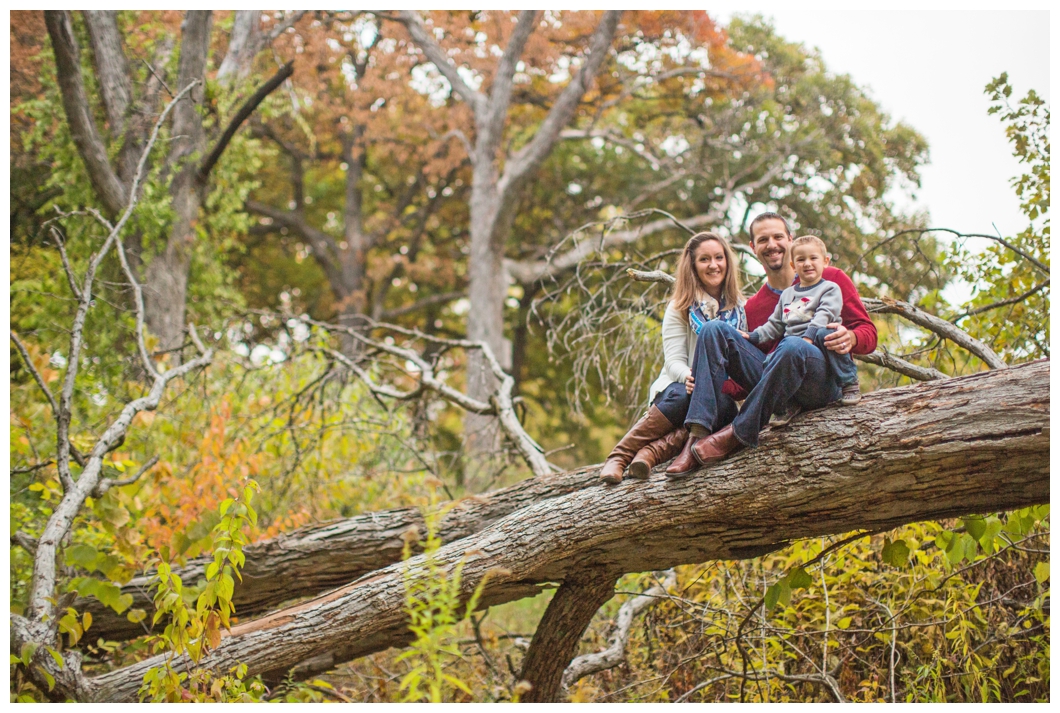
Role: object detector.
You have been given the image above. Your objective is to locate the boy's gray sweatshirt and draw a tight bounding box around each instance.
[748,279,843,345]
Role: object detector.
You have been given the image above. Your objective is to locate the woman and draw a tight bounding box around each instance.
[599,232,746,484]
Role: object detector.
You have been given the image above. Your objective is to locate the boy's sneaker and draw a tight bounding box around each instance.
[771,403,802,427]
[841,383,861,406]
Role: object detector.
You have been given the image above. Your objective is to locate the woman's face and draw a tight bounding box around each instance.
[693,240,727,295]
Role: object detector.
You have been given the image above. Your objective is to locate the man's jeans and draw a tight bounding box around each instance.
[683,321,842,448]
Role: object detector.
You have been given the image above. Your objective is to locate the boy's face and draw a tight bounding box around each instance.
[791,244,830,284]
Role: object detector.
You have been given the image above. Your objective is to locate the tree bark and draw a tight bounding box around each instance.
[143,10,212,353]
[80,361,1048,701]
[518,567,620,702]
[45,10,128,218]
[83,458,600,642]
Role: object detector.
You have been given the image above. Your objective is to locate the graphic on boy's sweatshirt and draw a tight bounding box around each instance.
[782,296,815,327]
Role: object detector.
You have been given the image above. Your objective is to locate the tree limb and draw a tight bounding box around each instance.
[954,278,1050,321]
[562,570,678,690]
[396,11,488,118]
[81,11,132,138]
[44,10,128,217]
[198,61,295,184]
[862,297,1008,370]
[853,350,948,382]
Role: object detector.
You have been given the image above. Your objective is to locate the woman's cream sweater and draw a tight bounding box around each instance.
[647,295,719,404]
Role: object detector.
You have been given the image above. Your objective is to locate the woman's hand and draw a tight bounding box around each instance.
[738,330,750,339]
[686,374,695,394]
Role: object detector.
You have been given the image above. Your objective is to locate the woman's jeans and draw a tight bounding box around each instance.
[683,321,843,448]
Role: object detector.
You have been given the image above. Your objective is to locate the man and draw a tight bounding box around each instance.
[665,212,877,475]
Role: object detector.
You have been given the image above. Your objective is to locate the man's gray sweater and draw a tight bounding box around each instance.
[747,279,843,345]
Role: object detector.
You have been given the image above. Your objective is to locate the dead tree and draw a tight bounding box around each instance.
[35,360,1047,701]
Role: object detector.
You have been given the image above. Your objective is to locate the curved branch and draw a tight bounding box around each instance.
[862,297,1007,370]
[853,350,948,382]
[562,569,678,690]
[396,11,487,117]
[954,278,1050,321]
[198,61,295,183]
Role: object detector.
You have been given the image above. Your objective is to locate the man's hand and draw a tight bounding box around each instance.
[686,373,695,395]
[824,323,857,354]
[803,337,813,344]
[738,330,750,339]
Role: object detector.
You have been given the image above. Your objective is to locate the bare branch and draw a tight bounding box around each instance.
[44,11,128,216]
[49,226,82,300]
[862,297,1008,370]
[854,350,948,382]
[395,11,487,118]
[954,278,1050,321]
[858,227,1049,278]
[94,455,159,497]
[501,11,622,192]
[198,61,295,183]
[10,331,61,420]
[380,291,464,320]
[563,570,677,689]
[506,208,722,285]
[11,531,40,556]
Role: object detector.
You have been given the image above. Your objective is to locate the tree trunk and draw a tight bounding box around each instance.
[518,567,620,702]
[80,361,1048,701]
[82,460,602,642]
[143,10,212,353]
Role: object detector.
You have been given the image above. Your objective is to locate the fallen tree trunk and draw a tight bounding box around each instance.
[83,361,1048,701]
[84,463,601,642]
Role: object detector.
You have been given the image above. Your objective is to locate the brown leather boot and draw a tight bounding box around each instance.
[691,424,743,465]
[628,427,688,479]
[665,434,700,478]
[599,406,674,484]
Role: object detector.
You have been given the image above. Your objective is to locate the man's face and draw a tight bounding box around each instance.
[749,218,793,273]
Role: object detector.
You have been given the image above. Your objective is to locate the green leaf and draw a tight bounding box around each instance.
[1034,561,1049,584]
[883,538,911,567]
[764,583,782,611]
[219,498,235,516]
[65,544,100,570]
[963,516,986,541]
[46,646,64,669]
[42,670,56,691]
[836,617,852,630]
[127,608,147,624]
[788,566,812,590]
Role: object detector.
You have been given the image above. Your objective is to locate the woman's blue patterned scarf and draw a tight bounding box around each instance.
[689,298,746,335]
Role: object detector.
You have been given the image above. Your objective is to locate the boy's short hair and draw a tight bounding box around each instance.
[791,234,828,256]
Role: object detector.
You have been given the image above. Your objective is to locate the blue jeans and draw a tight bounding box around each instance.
[653,380,737,431]
[814,328,859,387]
[684,321,769,433]
[732,335,842,447]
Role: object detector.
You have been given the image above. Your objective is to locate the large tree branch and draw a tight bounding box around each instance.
[480,11,539,154]
[216,10,262,82]
[197,60,295,183]
[862,297,1008,370]
[396,10,487,118]
[562,570,678,691]
[499,11,622,197]
[44,10,128,217]
[81,11,132,138]
[245,200,347,291]
[83,361,1048,700]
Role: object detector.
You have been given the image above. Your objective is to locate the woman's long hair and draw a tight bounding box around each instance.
[671,232,744,312]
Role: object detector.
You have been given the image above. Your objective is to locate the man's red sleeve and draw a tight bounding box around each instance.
[824,267,877,355]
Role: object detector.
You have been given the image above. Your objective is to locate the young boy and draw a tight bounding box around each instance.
[743,235,860,405]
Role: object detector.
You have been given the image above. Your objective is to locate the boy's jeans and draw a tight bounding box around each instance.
[814,327,858,387]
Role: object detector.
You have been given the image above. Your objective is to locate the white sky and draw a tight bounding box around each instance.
[710,6,1051,240]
